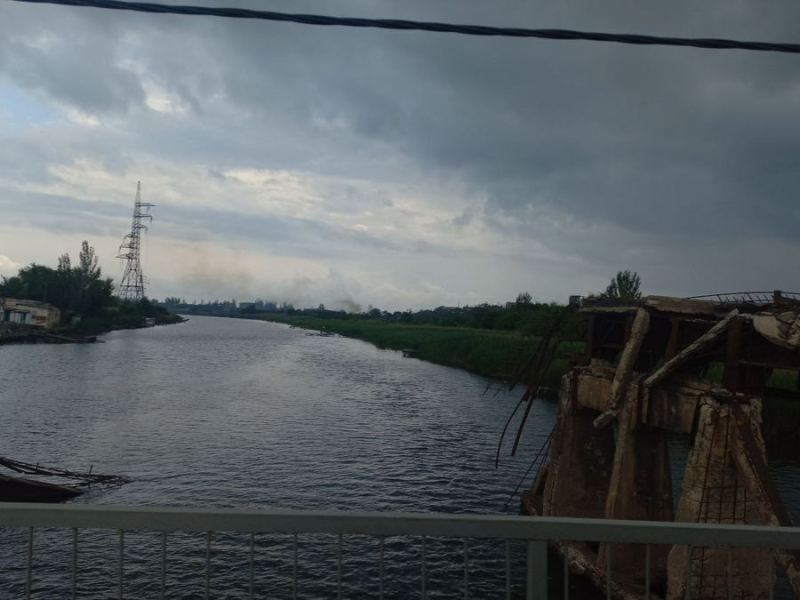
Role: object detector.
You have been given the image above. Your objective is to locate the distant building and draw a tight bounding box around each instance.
[1,298,61,329]
[238,302,255,310]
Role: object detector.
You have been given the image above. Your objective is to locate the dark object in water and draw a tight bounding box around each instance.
[0,473,82,503]
[0,456,131,503]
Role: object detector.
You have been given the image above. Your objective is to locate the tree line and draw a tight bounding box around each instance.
[0,241,114,317]
[230,271,644,340]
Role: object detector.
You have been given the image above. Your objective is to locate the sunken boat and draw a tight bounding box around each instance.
[0,456,131,503]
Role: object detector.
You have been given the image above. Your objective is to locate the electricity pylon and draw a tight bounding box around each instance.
[117,181,154,301]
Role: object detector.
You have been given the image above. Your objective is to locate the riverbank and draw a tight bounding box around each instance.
[72,306,185,336]
[1,306,185,345]
[0,327,100,345]
[241,313,583,389]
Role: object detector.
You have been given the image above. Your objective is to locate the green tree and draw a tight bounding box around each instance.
[75,241,102,313]
[0,241,114,317]
[516,292,533,305]
[56,253,75,309]
[603,270,642,300]
[1,264,56,303]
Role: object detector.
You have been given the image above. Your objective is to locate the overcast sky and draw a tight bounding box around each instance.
[1,1,798,310]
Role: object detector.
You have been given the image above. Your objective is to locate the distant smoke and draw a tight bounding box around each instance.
[172,241,255,301]
[336,297,362,314]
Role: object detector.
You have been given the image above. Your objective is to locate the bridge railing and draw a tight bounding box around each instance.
[1,503,798,599]
[687,291,800,304]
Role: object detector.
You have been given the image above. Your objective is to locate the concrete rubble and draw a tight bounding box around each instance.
[521,292,800,600]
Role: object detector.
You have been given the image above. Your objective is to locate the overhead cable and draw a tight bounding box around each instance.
[8,0,800,55]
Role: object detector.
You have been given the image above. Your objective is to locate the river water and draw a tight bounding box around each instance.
[0,316,798,599]
[0,316,554,598]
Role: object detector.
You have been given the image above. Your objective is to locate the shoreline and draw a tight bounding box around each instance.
[0,314,187,346]
[189,311,580,392]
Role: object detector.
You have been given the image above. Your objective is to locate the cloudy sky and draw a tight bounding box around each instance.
[1,0,798,310]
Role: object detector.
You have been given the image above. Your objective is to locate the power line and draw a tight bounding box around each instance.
[8,0,800,55]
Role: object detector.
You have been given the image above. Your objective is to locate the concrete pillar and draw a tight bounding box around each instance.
[541,374,616,519]
[598,376,674,586]
[667,400,771,600]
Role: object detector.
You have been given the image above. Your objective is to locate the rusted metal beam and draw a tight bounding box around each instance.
[644,310,739,390]
[586,315,595,361]
[510,340,558,456]
[665,317,680,360]
[723,316,743,392]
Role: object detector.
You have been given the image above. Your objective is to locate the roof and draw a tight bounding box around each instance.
[1,298,59,310]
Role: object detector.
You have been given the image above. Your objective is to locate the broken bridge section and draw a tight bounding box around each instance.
[519,292,800,600]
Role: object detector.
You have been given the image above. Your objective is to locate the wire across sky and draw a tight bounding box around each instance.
[8,0,800,55]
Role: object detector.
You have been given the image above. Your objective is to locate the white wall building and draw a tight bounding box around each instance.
[1,298,61,329]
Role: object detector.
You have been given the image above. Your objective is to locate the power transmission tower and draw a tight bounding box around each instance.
[117,181,155,301]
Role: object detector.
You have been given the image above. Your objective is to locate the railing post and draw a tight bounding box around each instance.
[526,540,547,600]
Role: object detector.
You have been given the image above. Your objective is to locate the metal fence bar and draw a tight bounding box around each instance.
[726,548,732,600]
[25,526,32,600]
[421,534,427,599]
[526,540,547,600]
[118,529,124,600]
[249,533,254,600]
[684,545,692,600]
[161,532,167,600]
[205,531,211,600]
[2,504,800,548]
[563,544,569,600]
[71,527,77,600]
[506,540,511,600]
[292,533,298,600]
[768,553,775,600]
[5,505,800,600]
[644,544,650,600]
[463,538,469,600]
[337,533,343,600]
[379,537,384,600]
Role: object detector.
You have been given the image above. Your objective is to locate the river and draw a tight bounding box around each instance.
[1,316,798,599]
[0,316,555,598]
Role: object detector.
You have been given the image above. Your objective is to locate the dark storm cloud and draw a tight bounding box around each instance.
[1,0,799,299]
[0,189,130,238]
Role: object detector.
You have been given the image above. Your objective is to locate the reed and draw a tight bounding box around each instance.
[250,314,582,385]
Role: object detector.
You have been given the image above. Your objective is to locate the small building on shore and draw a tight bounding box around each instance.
[1,298,61,329]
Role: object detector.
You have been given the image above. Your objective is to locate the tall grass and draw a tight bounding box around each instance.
[250,314,582,386]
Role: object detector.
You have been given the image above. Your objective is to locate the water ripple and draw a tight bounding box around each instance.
[0,317,551,597]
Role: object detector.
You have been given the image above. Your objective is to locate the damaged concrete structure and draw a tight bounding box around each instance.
[521,292,800,600]
[1,297,61,329]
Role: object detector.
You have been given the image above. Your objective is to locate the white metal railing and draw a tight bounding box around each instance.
[1,503,799,599]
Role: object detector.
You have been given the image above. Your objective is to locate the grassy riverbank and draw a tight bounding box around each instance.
[247,314,583,388]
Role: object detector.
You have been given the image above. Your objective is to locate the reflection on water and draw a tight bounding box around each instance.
[0,316,554,598]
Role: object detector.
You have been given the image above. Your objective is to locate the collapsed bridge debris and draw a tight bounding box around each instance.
[517,291,800,600]
[0,456,131,503]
